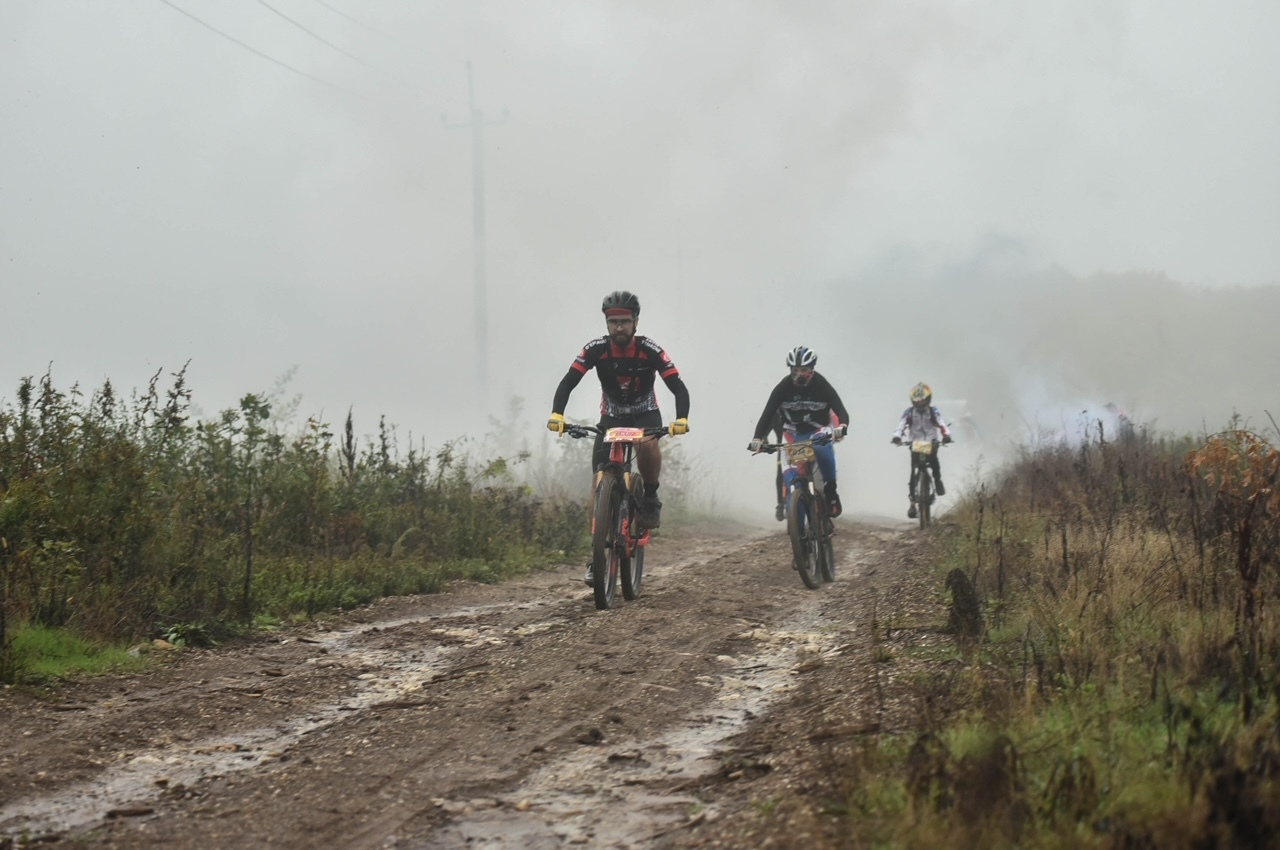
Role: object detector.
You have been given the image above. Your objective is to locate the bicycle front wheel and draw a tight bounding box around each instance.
[787,487,821,590]
[918,477,932,529]
[592,473,623,609]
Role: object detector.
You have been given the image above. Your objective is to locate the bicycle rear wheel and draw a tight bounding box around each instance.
[592,474,623,609]
[621,538,645,600]
[621,495,645,600]
[818,502,836,583]
[787,487,821,590]
[619,475,644,600]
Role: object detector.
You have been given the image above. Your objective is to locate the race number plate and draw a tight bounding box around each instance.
[786,442,816,464]
[912,440,934,455]
[604,427,646,443]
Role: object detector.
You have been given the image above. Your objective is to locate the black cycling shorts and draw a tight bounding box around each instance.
[594,410,663,472]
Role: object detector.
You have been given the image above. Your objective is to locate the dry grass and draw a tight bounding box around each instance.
[833,422,1280,847]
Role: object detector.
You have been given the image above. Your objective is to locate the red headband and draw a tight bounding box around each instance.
[604,308,635,318]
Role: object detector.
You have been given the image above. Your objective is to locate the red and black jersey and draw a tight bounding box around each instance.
[553,335,690,420]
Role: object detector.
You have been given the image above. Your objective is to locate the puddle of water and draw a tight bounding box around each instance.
[0,586,610,840]
[1,537,850,844]
[332,600,553,638]
[0,628,458,840]
[0,590,587,840]
[425,614,841,849]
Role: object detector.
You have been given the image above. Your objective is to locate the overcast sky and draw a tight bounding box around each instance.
[4,0,1279,517]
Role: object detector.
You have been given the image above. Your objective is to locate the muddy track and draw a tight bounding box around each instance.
[0,518,930,849]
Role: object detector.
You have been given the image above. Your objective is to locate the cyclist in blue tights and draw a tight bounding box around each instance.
[748,346,849,517]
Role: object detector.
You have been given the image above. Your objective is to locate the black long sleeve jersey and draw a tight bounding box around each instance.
[752,372,849,439]
[553,335,691,420]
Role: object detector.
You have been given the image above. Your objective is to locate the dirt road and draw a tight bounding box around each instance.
[0,517,946,849]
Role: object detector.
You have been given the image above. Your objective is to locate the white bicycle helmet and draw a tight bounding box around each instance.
[786,346,817,368]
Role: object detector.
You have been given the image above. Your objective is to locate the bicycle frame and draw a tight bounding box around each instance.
[594,427,653,558]
[773,430,838,514]
[900,439,948,528]
[754,430,836,589]
[908,440,937,506]
[563,422,668,609]
[780,441,825,508]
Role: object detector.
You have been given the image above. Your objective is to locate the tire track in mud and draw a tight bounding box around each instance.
[0,522,900,849]
[420,611,844,849]
[421,524,906,850]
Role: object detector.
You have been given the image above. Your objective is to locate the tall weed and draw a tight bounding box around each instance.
[843,417,1280,846]
[0,370,584,682]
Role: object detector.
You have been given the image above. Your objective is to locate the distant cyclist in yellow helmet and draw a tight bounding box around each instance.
[891,382,952,519]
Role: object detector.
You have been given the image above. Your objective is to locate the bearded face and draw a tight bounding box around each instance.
[605,313,636,347]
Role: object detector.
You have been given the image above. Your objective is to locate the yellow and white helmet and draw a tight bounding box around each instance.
[909,382,932,408]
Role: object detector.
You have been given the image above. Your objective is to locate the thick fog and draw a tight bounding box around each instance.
[4,1,1279,523]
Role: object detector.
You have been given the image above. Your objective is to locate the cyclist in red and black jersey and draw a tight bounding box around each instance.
[548,290,690,538]
[749,346,850,517]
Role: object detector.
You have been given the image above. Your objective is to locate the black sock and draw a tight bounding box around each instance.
[644,483,659,498]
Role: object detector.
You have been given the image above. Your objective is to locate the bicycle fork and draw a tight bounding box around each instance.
[621,471,651,553]
[784,468,823,534]
[788,482,816,535]
[589,469,649,555]
[910,454,933,504]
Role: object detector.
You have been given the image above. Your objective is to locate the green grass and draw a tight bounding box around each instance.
[3,543,590,686]
[10,624,147,683]
[809,425,1280,847]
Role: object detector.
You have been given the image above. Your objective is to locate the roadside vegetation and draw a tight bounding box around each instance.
[0,368,591,685]
[842,415,1280,847]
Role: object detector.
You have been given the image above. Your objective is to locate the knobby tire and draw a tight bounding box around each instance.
[787,487,822,590]
[621,477,645,601]
[918,468,933,530]
[818,499,836,583]
[592,473,624,610]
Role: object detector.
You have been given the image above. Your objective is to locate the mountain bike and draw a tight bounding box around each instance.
[564,423,668,610]
[752,429,837,590]
[902,439,947,529]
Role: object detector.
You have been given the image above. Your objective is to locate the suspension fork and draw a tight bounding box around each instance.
[785,467,818,535]
[591,453,634,544]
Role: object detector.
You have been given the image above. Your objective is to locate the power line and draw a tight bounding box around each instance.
[157,0,359,95]
[255,0,395,84]
[307,0,413,48]
[303,0,465,106]
[256,0,458,108]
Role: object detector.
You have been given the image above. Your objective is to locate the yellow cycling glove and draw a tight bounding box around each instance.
[668,418,689,437]
[547,412,566,434]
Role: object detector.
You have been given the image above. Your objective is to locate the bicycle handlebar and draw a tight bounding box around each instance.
[749,429,836,455]
[563,423,669,440]
[894,438,953,450]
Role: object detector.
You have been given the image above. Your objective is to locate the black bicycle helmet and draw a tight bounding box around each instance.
[601,290,641,318]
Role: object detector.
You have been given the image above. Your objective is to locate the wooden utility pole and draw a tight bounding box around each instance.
[444,63,506,412]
